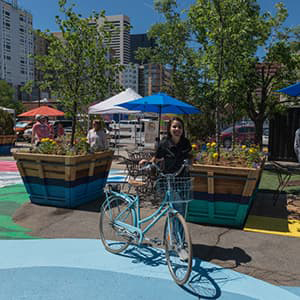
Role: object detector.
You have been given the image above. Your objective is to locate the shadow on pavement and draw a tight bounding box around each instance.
[116,244,225,299]
[193,244,251,268]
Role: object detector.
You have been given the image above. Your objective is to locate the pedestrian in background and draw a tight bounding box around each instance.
[44,115,54,139]
[87,119,108,152]
[31,115,50,146]
[56,122,65,138]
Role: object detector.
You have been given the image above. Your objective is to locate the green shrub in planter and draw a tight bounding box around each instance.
[0,109,14,135]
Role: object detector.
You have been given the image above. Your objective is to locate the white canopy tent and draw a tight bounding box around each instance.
[0,106,16,126]
[0,106,15,114]
[88,88,142,115]
[88,88,144,152]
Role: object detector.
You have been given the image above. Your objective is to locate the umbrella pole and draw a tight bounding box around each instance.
[156,106,161,147]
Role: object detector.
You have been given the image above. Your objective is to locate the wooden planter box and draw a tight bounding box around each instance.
[0,135,16,155]
[187,163,264,228]
[13,150,114,208]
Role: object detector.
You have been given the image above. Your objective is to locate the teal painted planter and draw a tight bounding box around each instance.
[13,150,114,208]
[187,163,263,228]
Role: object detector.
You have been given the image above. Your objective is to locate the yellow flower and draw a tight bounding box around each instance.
[249,148,255,154]
[212,152,218,159]
[211,142,216,147]
[206,142,211,148]
[192,144,197,149]
[241,145,246,150]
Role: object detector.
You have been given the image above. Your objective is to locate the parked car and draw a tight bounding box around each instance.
[220,125,255,148]
[262,127,269,146]
[14,120,34,141]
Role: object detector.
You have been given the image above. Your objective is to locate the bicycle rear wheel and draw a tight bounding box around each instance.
[99,196,134,254]
[164,212,192,285]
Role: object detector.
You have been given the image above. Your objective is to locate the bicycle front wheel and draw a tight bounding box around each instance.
[99,196,134,254]
[164,212,192,285]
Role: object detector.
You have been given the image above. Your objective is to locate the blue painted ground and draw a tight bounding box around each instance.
[0,239,299,300]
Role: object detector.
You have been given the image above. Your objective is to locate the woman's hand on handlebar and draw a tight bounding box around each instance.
[139,159,148,166]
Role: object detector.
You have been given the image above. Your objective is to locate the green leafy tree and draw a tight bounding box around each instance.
[136,0,205,138]
[0,109,14,135]
[239,3,300,146]
[189,0,265,151]
[0,80,23,114]
[24,0,124,146]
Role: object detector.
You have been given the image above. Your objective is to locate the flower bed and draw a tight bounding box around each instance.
[192,142,266,168]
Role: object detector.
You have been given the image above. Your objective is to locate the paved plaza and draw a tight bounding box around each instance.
[0,151,300,299]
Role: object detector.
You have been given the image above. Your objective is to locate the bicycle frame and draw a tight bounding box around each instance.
[106,188,176,245]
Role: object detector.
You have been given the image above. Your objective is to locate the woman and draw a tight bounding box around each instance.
[31,115,50,146]
[140,117,192,175]
[87,119,108,152]
[140,117,192,217]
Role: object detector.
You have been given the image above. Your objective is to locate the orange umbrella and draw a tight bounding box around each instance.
[18,106,64,117]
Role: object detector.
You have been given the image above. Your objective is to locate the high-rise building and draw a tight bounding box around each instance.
[139,64,170,96]
[99,15,130,64]
[0,0,34,87]
[130,33,156,64]
[119,64,139,92]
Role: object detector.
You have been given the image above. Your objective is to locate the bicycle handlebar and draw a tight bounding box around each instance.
[139,159,189,177]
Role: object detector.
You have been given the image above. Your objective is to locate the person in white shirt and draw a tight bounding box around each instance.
[87,119,108,152]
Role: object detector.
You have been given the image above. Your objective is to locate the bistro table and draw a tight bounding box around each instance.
[270,161,300,205]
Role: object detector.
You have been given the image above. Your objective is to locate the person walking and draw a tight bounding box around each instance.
[31,115,50,146]
[87,119,108,152]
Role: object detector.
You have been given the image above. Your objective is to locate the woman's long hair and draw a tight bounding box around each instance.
[167,117,185,141]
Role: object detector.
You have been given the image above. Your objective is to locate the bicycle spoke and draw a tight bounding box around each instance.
[99,196,134,253]
[164,213,192,285]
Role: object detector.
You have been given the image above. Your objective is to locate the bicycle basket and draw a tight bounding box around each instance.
[155,177,193,203]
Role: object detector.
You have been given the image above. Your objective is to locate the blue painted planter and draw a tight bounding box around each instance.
[13,151,114,208]
[0,135,16,155]
[187,163,263,228]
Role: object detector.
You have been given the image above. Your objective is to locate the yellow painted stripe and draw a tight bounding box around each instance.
[244,215,300,238]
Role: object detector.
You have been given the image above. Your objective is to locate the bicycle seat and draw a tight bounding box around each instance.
[128,179,147,187]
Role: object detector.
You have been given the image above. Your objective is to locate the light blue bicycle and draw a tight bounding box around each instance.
[99,161,193,285]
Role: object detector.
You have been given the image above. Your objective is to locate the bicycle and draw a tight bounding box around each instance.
[99,161,193,285]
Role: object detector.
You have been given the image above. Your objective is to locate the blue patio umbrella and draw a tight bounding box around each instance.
[118,92,201,141]
[276,82,300,97]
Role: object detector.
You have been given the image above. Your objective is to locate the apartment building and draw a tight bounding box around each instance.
[139,63,171,96]
[119,63,139,92]
[0,0,34,87]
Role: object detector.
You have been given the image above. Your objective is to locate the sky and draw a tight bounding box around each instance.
[16,0,300,34]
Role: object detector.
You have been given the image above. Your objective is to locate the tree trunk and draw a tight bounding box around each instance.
[70,101,78,146]
[254,118,264,149]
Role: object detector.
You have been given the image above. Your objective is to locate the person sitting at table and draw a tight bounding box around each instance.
[87,119,108,152]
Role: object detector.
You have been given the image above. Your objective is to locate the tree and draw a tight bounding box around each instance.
[24,0,124,146]
[136,0,206,138]
[239,3,300,146]
[189,0,265,150]
[190,0,300,147]
[0,80,23,114]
